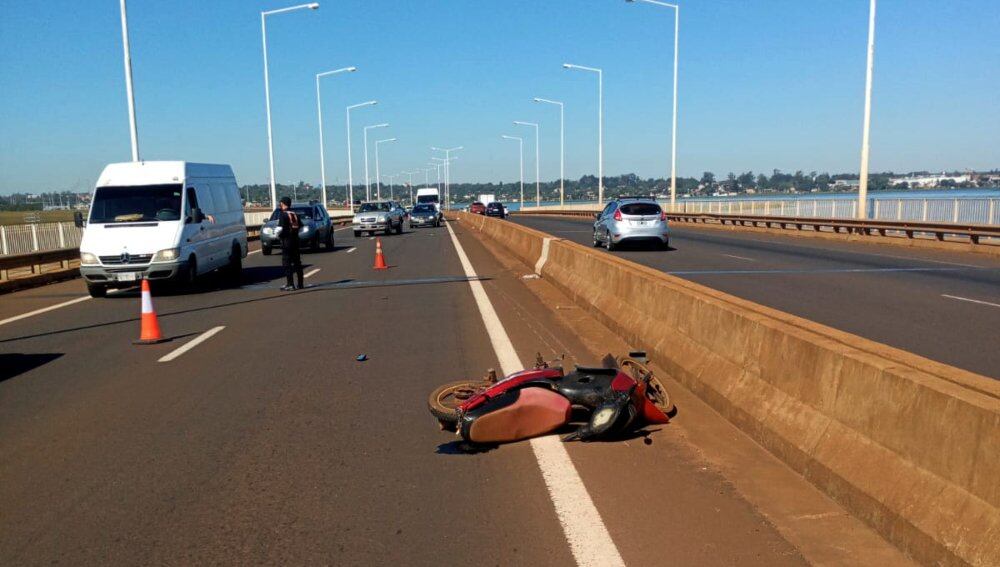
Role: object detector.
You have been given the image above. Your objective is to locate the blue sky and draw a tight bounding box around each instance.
[1,0,997,194]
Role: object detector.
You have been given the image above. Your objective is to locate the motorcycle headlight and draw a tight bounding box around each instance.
[80,252,99,265]
[591,407,616,428]
[152,248,180,262]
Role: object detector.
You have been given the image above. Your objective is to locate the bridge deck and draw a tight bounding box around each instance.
[1,221,910,565]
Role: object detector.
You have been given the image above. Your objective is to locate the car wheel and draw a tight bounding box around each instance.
[606,231,617,251]
[226,244,242,286]
[593,229,602,247]
[326,230,335,250]
[660,238,670,251]
[262,245,272,256]
[86,282,107,298]
[353,231,361,238]
[185,256,198,288]
[395,219,403,234]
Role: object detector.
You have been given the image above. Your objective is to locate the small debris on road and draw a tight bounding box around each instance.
[356,354,368,362]
[520,274,540,280]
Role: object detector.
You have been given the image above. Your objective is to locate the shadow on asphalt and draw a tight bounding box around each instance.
[0,353,63,383]
[0,276,489,345]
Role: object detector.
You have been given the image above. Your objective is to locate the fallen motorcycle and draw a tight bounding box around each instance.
[428,352,672,444]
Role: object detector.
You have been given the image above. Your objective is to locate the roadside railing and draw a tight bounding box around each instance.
[0,209,355,257]
[515,209,1000,248]
[522,196,1000,225]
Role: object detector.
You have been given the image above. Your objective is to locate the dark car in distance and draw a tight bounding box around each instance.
[485,202,506,219]
[260,202,334,255]
[469,201,486,215]
[409,204,441,228]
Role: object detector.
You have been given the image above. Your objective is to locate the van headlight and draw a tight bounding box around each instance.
[300,225,310,233]
[152,248,180,262]
[80,252,99,265]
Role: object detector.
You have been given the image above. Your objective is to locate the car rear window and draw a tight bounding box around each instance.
[619,203,661,216]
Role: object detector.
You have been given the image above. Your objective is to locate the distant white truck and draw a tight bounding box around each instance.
[416,187,442,220]
[478,194,496,205]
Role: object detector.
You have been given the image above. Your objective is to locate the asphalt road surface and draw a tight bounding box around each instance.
[1,221,910,565]
[511,214,1000,379]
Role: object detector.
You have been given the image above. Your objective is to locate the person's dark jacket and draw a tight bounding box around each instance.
[278,210,300,244]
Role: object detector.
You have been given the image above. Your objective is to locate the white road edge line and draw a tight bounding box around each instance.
[304,268,321,279]
[248,249,261,255]
[444,221,625,567]
[722,253,755,261]
[942,294,1000,309]
[0,296,91,327]
[158,326,225,363]
[345,247,357,254]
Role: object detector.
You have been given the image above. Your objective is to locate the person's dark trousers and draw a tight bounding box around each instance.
[281,238,304,288]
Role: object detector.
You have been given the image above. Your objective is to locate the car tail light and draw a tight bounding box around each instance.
[660,210,667,221]
[613,208,622,221]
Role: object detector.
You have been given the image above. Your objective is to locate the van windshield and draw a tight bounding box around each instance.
[417,195,439,204]
[89,185,183,223]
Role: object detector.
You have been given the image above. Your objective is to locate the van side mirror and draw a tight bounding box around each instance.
[74,211,86,228]
[192,207,206,223]
[594,213,600,219]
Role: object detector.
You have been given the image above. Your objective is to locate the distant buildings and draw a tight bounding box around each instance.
[889,173,971,188]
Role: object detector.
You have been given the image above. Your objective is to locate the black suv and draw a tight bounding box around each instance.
[485,202,507,219]
[260,202,334,255]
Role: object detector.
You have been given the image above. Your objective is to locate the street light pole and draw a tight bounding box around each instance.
[857,0,877,219]
[432,146,463,209]
[119,0,140,162]
[514,121,540,207]
[375,137,396,200]
[363,123,389,201]
[502,136,524,208]
[345,100,377,208]
[261,2,320,208]
[564,63,603,206]
[316,66,356,208]
[627,0,680,210]
[533,98,564,208]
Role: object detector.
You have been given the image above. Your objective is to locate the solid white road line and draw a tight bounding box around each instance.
[345,247,357,254]
[722,253,755,261]
[0,296,91,327]
[158,326,225,363]
[248,249,261,255]
[444,221,625,567]
[304,268,321,279]
[942,294,1000,309]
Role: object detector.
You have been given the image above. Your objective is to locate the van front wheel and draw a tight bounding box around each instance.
[184,257,198,288]
[86,282,107,298]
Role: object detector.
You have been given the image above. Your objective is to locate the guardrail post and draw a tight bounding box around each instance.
[922,200,928,221]
[813,201,818,217]
[874,200,880,219]
[952,200,959,223]
[31,224,39,251]
[58,222,66,248]
[1,226,7,255]
[990,199,996,225]
[897,199,903,220]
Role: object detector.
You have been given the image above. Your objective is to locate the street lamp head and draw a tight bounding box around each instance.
[308,3,320,9]
[562,63,572,69]
[347,66,357,72]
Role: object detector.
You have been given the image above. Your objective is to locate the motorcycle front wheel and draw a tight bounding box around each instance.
[617,356,674,416]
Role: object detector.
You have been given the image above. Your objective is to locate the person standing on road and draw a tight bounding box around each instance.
[278,196,304,291]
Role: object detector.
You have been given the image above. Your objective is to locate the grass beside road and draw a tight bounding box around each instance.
[0,210,75,225]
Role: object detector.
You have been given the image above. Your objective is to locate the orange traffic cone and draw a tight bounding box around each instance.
[373,238,389,270]
[133,278,168,344]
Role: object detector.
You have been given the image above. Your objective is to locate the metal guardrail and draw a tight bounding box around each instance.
[1,215,357,290]
[514,209,1000,246]
[0,210,354,257]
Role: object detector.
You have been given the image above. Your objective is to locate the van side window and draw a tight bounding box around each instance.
[210,184,229,214]
[185,187,199,220]
[225,183,242,212]
[196,185,215,213]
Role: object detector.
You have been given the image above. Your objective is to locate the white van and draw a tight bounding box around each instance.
[415,187,442,219]
[77,161,247,297]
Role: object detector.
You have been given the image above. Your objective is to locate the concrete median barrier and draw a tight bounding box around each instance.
[454,211,1000,566]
